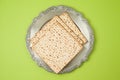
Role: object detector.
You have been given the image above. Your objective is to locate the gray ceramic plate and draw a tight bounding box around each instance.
[26,5,94,73]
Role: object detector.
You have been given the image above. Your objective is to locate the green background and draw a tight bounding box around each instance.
[0,0,120,80]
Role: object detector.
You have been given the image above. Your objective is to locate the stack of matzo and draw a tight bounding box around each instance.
[30,12,87,73]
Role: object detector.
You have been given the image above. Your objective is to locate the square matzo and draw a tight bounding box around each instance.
[59,12,87,44]
[31,21,83,73]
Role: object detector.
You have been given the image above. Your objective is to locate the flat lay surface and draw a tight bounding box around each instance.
[0,0,120,80]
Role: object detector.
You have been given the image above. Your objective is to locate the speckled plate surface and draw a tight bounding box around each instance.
[26,5,94,73]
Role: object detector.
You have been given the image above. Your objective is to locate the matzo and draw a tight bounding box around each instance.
[59,12,87,44]
[31,21,83,73]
